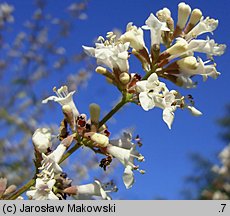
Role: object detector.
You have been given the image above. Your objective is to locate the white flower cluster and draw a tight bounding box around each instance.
[0,3,14,28]
[213,145,230,177]
[83,2,226,129]
[21,2,226,200]
[201,144,230,200]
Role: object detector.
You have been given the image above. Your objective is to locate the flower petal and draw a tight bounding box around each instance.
[163,107,175,129]
[123,166,134,189]
[139,92,155,111]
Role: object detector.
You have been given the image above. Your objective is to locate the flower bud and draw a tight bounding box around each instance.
[32,128,52,153]
[177,2,191,29]
[184,9,202,34]
[189,9,202,26]
[91,133,109,147]
[89,103,100,125]
[0,178,7,197]
[119,72,130,85]
[166,38,188,55]
[63,186,78,195]
[4,185,17,196]
[156,8,171,22]
[60,135,74,148]
[96,66,108,75]
[177,56,198,70]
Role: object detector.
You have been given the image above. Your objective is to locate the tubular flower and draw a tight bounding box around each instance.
[26,178,58,200]
[119,22,147,51]
[106,137,145,189]
[161,36,225,61]
[73,180,112,200]
[177,56,220,81]
[185,16,218,40]
[142,13,170,46]
[42,85,79,120]
[40,136,73,175]
[189,37,226,58]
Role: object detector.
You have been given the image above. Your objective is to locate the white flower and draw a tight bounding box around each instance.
[40,137,72,175]
[136,74,202,128]
[0,3,14,23]
[219,145,230,166]
[185,17,218,40]
[74,180,111,200]
[119,22,146,51]
[42,86,79,119]
[110,132,133,149]
[165,37,225,61]
[177,56,220,81]
[165,37,190,58]
[189,37,226,57]
[212,191,229,200]
[26,178,58,200]
[106,142,144,189]
[136,73,168,111]
[176,76,197,88]
[136,74,177,128]
[155,91,177,129]
[83,41,130,72]
[32,128,52,153]
[86,132,109,148]
[142,13,170,46]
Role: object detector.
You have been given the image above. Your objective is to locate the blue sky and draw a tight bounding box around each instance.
[6,0,230,199]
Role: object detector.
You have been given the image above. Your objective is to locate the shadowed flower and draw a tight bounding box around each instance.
[107,135,145,189]
[64,180,112,200]
[40,136,73,175]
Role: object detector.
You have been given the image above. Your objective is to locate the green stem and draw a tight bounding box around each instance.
[59,143,82,164]
[142,70,153,80]
[142,64,159,80]
[8,178,35,200]
[98,93,132,128]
